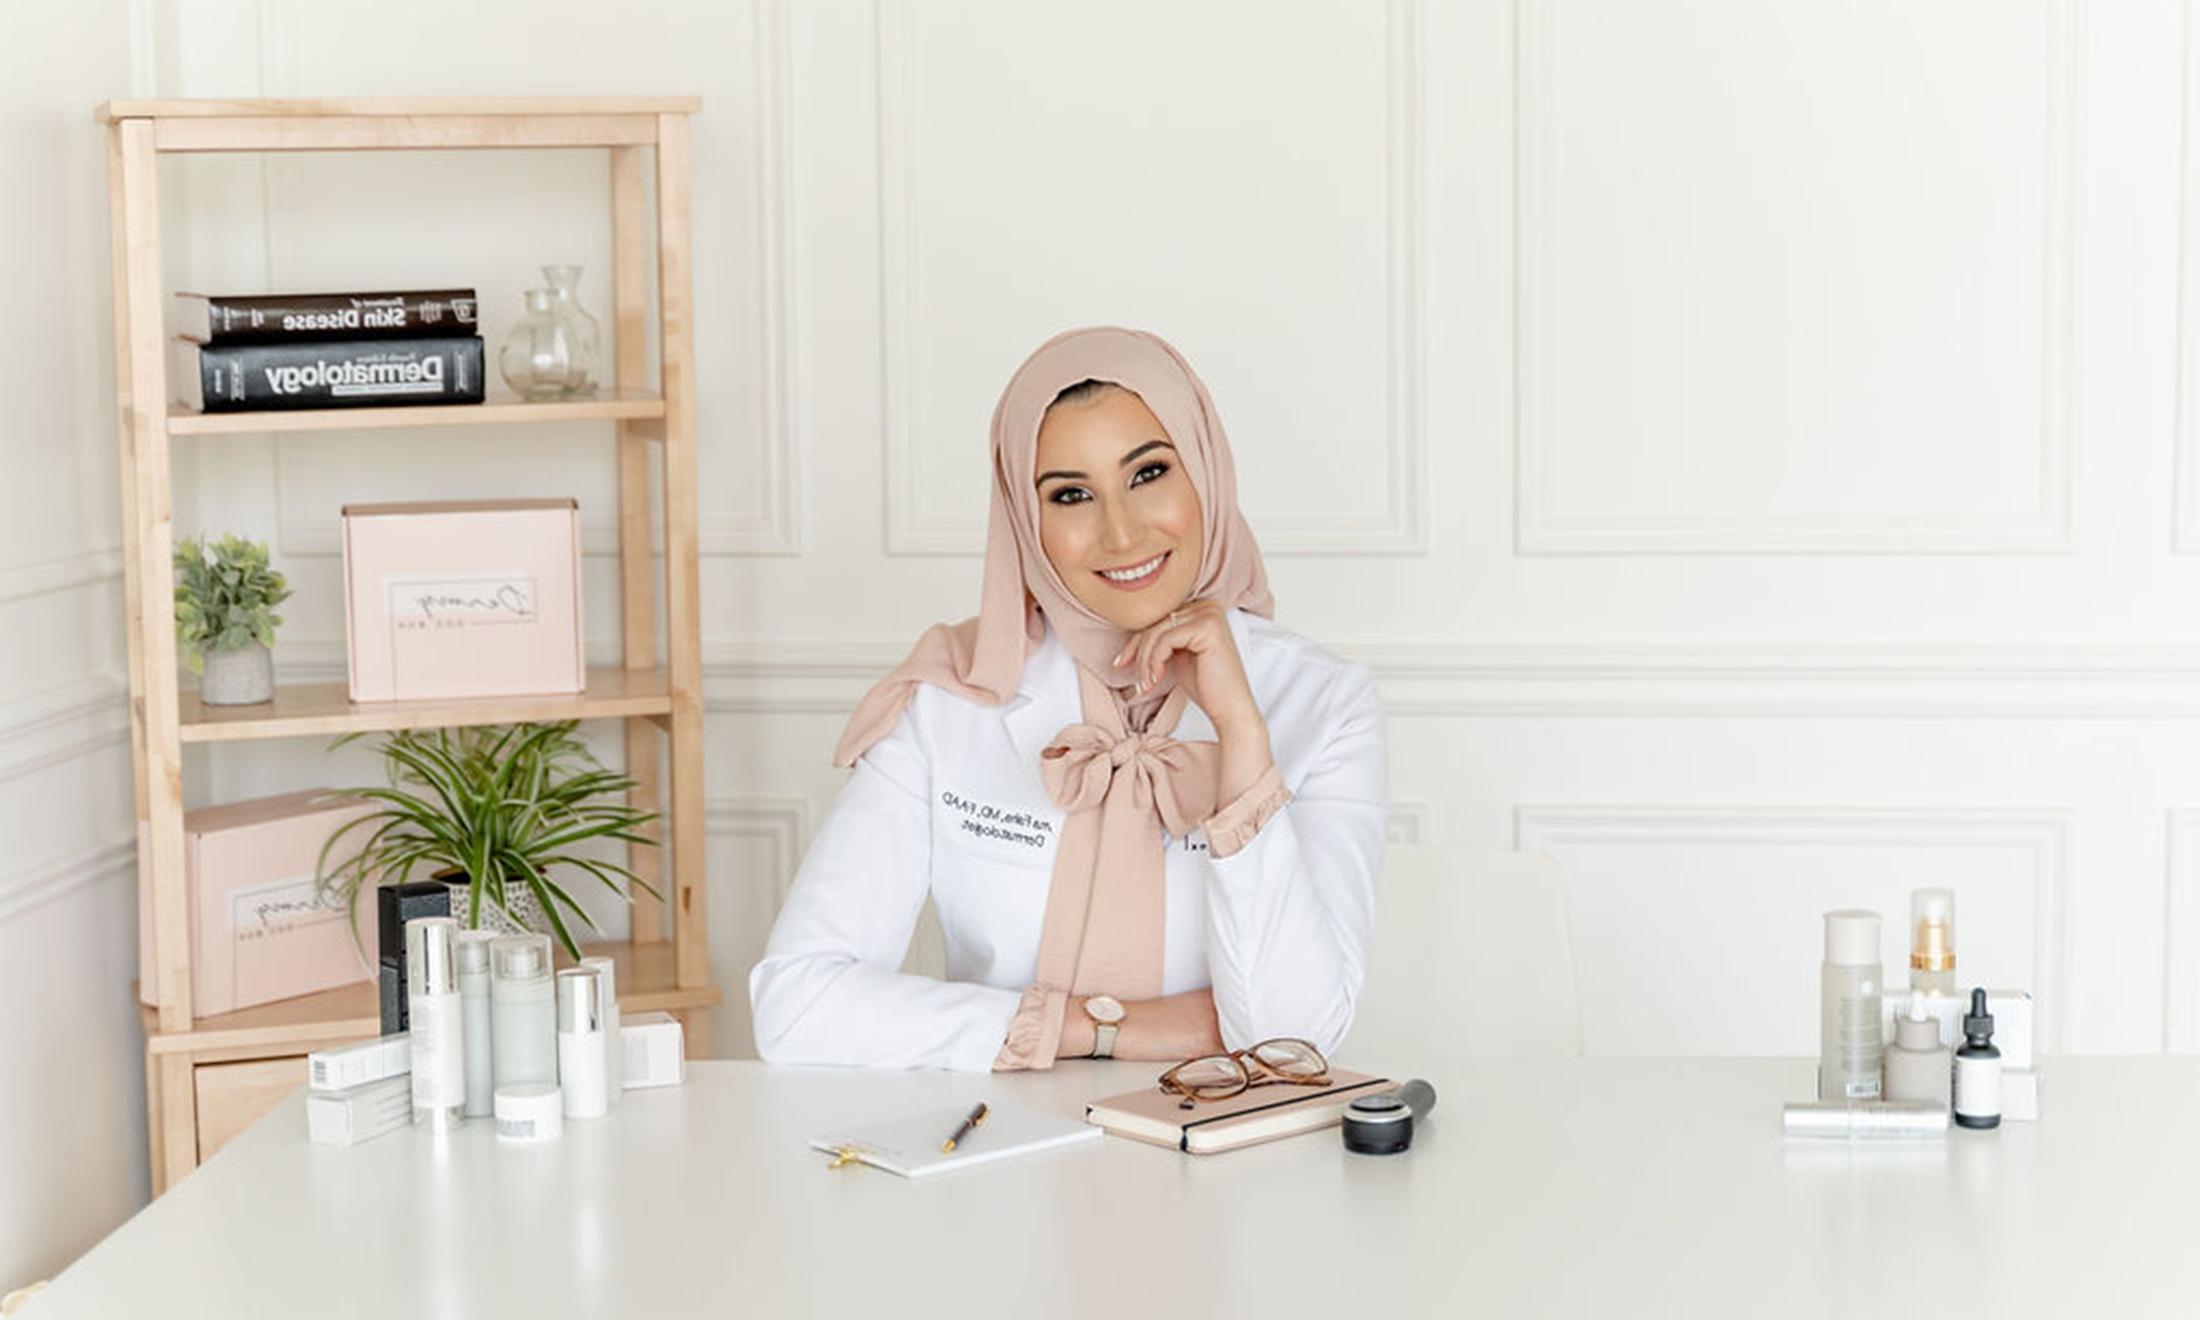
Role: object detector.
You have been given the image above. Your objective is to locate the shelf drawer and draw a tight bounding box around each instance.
[194,1056,307,1161]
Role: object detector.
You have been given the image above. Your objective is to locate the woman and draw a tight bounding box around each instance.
[748,326,1386,1071]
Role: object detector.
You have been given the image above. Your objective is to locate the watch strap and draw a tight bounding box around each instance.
[1092,1021,1118,1058]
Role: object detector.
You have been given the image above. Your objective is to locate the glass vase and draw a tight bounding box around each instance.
[498,287,592,399]
[543,264,602,375]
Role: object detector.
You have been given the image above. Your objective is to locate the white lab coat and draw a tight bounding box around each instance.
[748,608,1387,1071]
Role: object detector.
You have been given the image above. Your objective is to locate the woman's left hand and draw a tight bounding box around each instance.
[1115,599,1262,733]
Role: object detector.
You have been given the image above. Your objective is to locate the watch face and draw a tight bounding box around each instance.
[1086,995,1125,1024]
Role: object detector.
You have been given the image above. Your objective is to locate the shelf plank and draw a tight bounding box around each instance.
[141,940,720,1057]
[167,389,664,436]
[178,666,671,743]
[99,97,702,123]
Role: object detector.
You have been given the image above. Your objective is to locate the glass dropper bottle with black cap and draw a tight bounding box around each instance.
[1953,988,2002,1129]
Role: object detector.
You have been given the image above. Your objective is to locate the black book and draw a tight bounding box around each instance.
[173,289,478,344]
[175,335,486,413]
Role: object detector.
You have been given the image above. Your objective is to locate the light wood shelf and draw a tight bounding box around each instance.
[167,388,665,436]
[98,96,703,122]
[106,96,713,1194]
[139,940,721,1058]
[178,666,672,743]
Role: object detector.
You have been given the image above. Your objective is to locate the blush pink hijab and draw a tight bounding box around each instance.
[833,325,1273,764]
[834,326,1277,1067]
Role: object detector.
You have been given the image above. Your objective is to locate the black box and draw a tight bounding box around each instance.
[376,880,452,1033]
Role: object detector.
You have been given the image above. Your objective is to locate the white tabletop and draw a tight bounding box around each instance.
[30,1057,2200,1318]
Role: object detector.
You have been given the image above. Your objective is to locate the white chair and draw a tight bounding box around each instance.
[1342,846,1583,1062]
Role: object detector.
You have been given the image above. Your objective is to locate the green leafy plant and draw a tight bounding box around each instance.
[315,721,661,960]
[173,533,291,675]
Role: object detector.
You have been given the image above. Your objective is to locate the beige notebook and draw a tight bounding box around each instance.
[1085,1069,1394,1154]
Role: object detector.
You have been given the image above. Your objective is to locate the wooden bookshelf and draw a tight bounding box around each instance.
[103,97,712,1195]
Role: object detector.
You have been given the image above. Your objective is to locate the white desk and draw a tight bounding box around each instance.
[29,1058,2200,1317]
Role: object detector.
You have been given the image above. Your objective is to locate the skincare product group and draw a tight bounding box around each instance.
[308,914,686,1148]
[1794,888,2043,1139]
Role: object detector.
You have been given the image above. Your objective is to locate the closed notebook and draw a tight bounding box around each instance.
[1085,1069,1394,1154]
[808,1101,1101,1178]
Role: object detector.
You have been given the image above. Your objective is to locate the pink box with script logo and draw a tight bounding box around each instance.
[340,497,584,702]
[137,789,379,1015]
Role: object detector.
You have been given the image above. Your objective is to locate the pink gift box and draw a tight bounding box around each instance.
[341,497,584,703]
[137,789,378,1015]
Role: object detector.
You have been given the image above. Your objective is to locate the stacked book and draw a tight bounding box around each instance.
[171,289,484,413]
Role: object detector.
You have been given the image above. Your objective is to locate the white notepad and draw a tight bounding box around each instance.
[808,1101,1102,1177]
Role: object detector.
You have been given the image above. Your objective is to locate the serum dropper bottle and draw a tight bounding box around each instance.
[1953,987,2003,1129]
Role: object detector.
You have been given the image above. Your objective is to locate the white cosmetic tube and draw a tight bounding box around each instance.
[1782,1100,1949,1140]
[405,917,464,1134]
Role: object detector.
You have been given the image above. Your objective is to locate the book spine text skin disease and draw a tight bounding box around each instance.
[175,289,479,344]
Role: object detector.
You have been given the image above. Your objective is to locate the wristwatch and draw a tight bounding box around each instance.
[1084,995,1126,1058]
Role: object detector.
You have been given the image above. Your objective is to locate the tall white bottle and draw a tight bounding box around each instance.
[406,917,465,1133]
[579,954,621,1109]
[454,930,497,1119]
[1819,910,1885,1102]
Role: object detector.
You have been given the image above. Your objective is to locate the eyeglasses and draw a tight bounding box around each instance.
[1157,1038,1331,1109]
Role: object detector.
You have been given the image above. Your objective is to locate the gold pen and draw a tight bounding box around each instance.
[941,1101,989,1153]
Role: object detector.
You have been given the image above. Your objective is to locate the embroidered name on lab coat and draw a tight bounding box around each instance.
[940,790,1056,850]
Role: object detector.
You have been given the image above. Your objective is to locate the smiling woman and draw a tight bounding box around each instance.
[748,327,1388,1073]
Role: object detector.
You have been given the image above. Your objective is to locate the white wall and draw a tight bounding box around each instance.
[160,0,2200,1062]
[0,0,149,1289]
[14,0,2200,1270]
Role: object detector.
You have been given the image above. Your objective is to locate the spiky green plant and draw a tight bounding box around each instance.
[315,721,661,959]
[173,533,291,674]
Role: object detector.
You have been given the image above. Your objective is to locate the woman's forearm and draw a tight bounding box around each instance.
[1056,988,1225,1061]
[1212,711,1274,806]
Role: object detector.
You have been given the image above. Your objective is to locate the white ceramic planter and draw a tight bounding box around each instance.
[445,875,547,938]
[198,642,274,705]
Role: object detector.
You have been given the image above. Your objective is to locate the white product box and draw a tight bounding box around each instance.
[306,1073,413,1146]
[308,1033,409,1093]
[621,1012,685,1089]
[2002,1068,2041,1122]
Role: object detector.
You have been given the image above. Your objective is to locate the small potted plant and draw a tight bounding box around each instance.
[174,533,290,706]
[315,720,661,959]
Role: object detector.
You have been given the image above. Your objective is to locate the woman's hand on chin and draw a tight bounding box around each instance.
[1115,599,1260,732]
[1116,599,1273,802]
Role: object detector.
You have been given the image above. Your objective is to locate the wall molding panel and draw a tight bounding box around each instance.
[0,838,137,927]
[703,795,812,902]
[875,0,1427,557]
[0,549,123,604]
[1515,804,2070,1055]
[2165,809,2200,1051]
[0,676,130,789]
[1514,0,2080,556]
